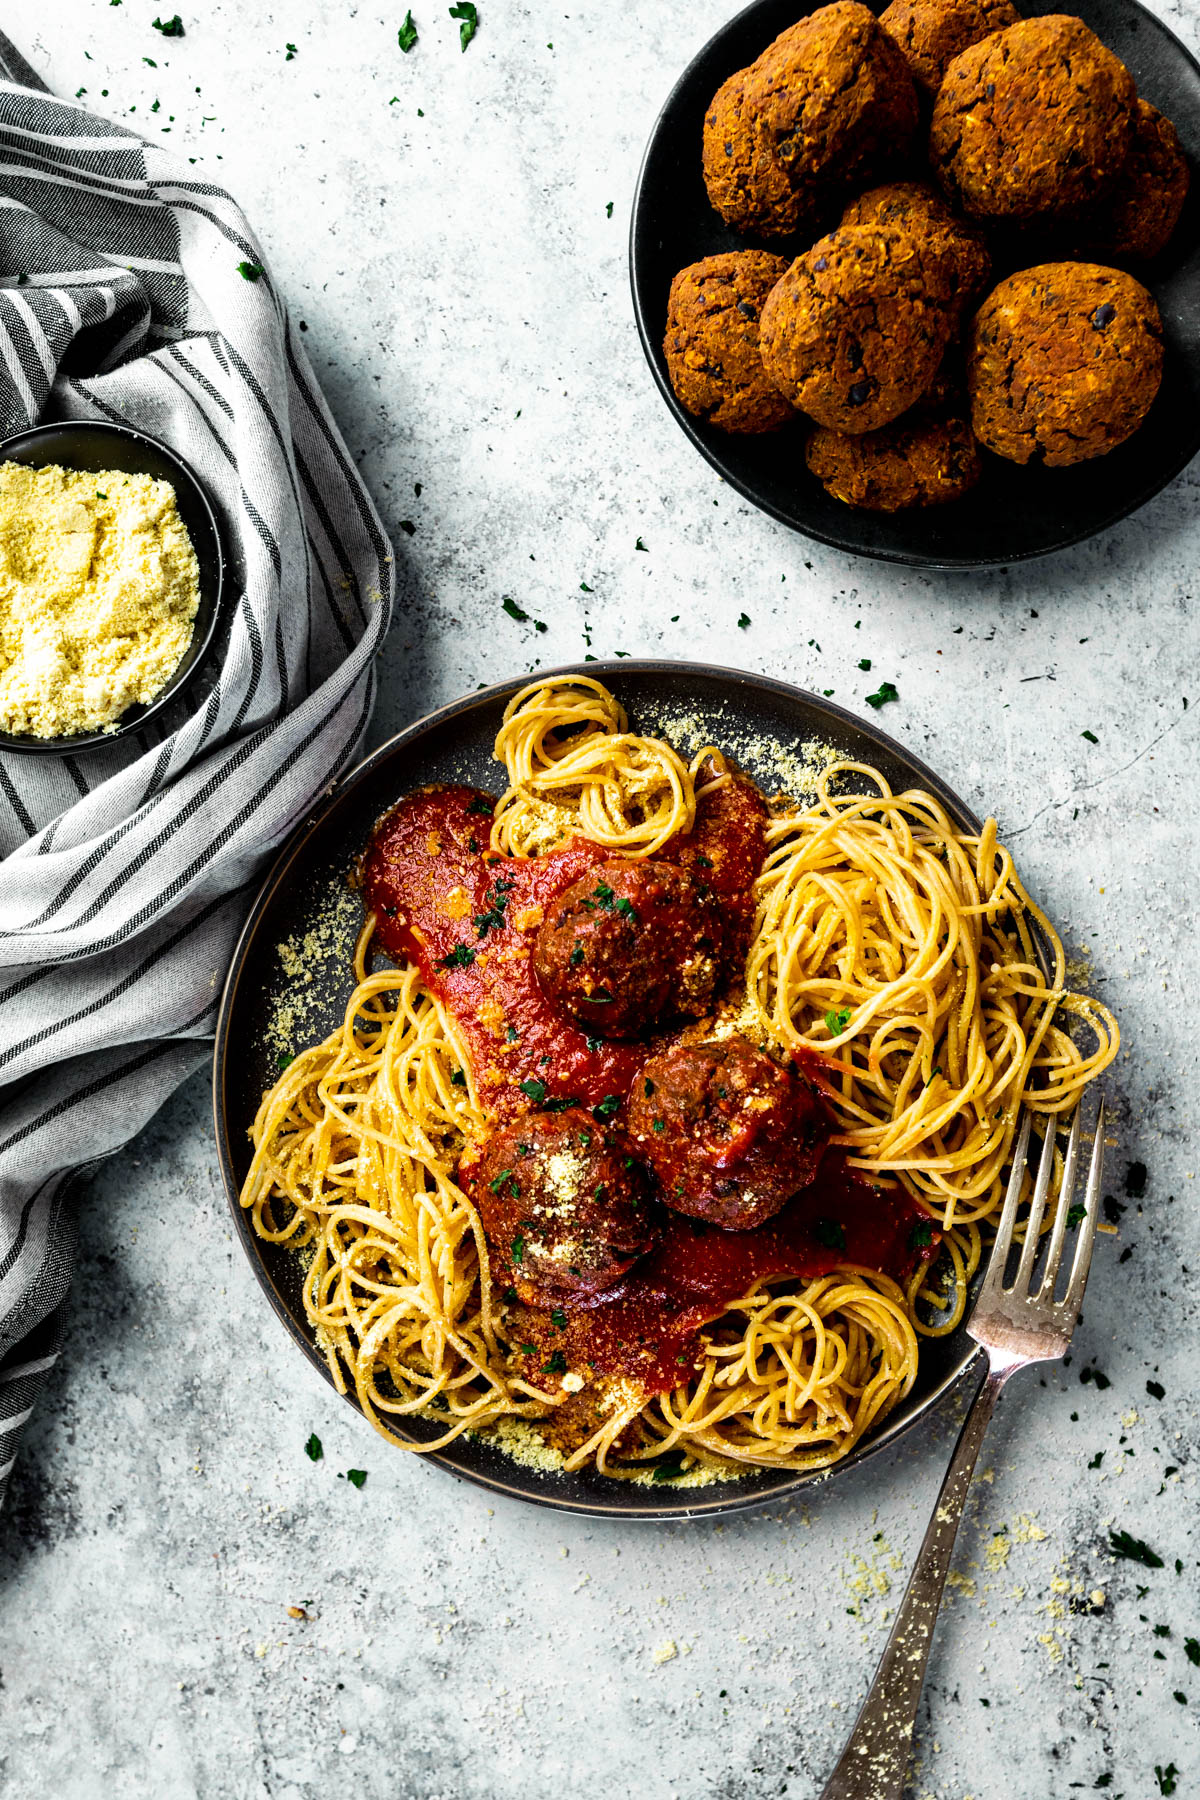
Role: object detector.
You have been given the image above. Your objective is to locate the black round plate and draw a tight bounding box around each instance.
[0,420,224,753]
[630,0,1200,568]
[213,661,1004,1520]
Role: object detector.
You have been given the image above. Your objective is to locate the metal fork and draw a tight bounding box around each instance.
[818,1099,1107,1800]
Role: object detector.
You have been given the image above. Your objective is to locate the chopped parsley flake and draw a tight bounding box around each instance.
[237,261,264,282]
[651,1449,687,1482]
[450,1068,466,1086]
[1107,1528,1163,1568]
[593,1094,621,1121]
[737,612,751,629]
[304,1433,323,1462]
[501,595,547,632]
[635,537,648,552]
[152,13,185,34]
[511,1234,525,1263]
[438,943,475,969]
[813,1218,847,1251]
[1146,1378,1166,1400]
[276,1052,293,1070]
[519,1079,546,1103]
[824,1006,851,1035]
[605,201,613,218]
[1186,1638,1200,1667]
[909,1219,934,1249]
[858,658,872,671]
[398,10,418,51]
[551,1309,567,1330]
[542,1349,567,1375]
[449,2,478,51]
[1065,1201,1087,1229]
[488,1167,518,1195]
[466,793,494,815]
[652,1119,665,1133]
[345,1468,367,1489]
[1156,1766,1179,1795]
[865,680,899,710]
[1081,729,1099,744]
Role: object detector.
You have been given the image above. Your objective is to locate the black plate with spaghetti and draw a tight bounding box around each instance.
[214,662,1005,1520]
[629,0,1200,569]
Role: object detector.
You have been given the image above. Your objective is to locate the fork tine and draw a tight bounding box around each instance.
[973,1109,1031,1305]
[1061,1099,1107,1322]
[1011,1108,1060,1296]
[1034,1105,1082,1300]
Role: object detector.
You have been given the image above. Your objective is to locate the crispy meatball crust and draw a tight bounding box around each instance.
[840,180,991,324]
[759,224,955,432]
[806,409,981,509]
[466,1110,654,1307]
[664,252,796,434]
[533,860,723,1040]
[968,263,1163,466]
[702,68,816,239]
[930,16,1137,223]
[1077,100,1191,261]
[627,1038,829,1231]
[879,0,1019,100]
[746,2,920,195]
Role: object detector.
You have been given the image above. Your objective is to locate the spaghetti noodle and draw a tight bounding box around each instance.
[240,677,1117,1481]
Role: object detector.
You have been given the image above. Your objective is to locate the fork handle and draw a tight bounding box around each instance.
[818,1355,1008,1800]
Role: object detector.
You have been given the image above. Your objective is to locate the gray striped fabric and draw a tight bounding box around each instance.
[0,73,394,1506]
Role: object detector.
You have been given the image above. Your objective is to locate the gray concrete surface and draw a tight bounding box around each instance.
[2,2,1199,1796]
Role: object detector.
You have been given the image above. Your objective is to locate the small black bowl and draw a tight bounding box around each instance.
[0,419,224,753]
[630,0,1200,569]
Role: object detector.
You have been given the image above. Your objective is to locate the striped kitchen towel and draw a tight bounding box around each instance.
[0,53,394,1507]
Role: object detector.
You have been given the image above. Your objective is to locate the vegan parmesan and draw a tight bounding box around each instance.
[0,461,201,738]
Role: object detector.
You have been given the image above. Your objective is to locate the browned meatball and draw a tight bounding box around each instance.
[1077,100,1191,261]
[746,3,919,197]
[464,1110,654,1307]
[664,253,797,434]
[626,1038,829,1231]
[760,224,955,432]
[534,860,722,1039]
[968,263,1163,466]
[880,0,1020,100]
[806,408,981,509]
[840,181,991,326]
[930,17,1137,223]
[702,68,816,239]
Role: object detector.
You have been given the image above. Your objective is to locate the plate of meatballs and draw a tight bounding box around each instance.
[630,0,1200,566]
[214,662,999,1518]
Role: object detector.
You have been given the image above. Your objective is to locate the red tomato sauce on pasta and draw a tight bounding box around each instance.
[362,781,935,1394]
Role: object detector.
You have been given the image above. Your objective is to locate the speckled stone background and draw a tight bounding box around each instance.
[3,3,1199,1797]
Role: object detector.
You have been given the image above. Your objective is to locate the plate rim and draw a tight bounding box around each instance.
[214,659,996,1520]
[627,0,1200,571]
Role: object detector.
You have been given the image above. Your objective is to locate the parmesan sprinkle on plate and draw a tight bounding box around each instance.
[0,461,201,739]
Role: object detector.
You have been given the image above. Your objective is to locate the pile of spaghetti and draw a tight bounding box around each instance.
[241,676,1118,1481]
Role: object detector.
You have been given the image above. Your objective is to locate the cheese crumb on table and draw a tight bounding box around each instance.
[0,460,201,737]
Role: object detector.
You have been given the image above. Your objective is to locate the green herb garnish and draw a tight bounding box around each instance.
[824,1006,851,1035]
[398,10,418,50]
[304,1433,323,1461]
[865,681,899,710]
[1065,1202,1087,1229]
[909,1219,933,1249]
[237,260,264,282]
[737,612,751,630]
[345,1468,367,1489]
[1081,730,1099,744]
[651,1449,687,1482]
[1108,1529,1163,1568]
[814,1218,847,1251]
[542,1349,568,1375]
[152,13,184,34]
[438,943,475,969]
[593,1095,621,1121]
[449,1,478,51]
[511,1234,525,1263]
